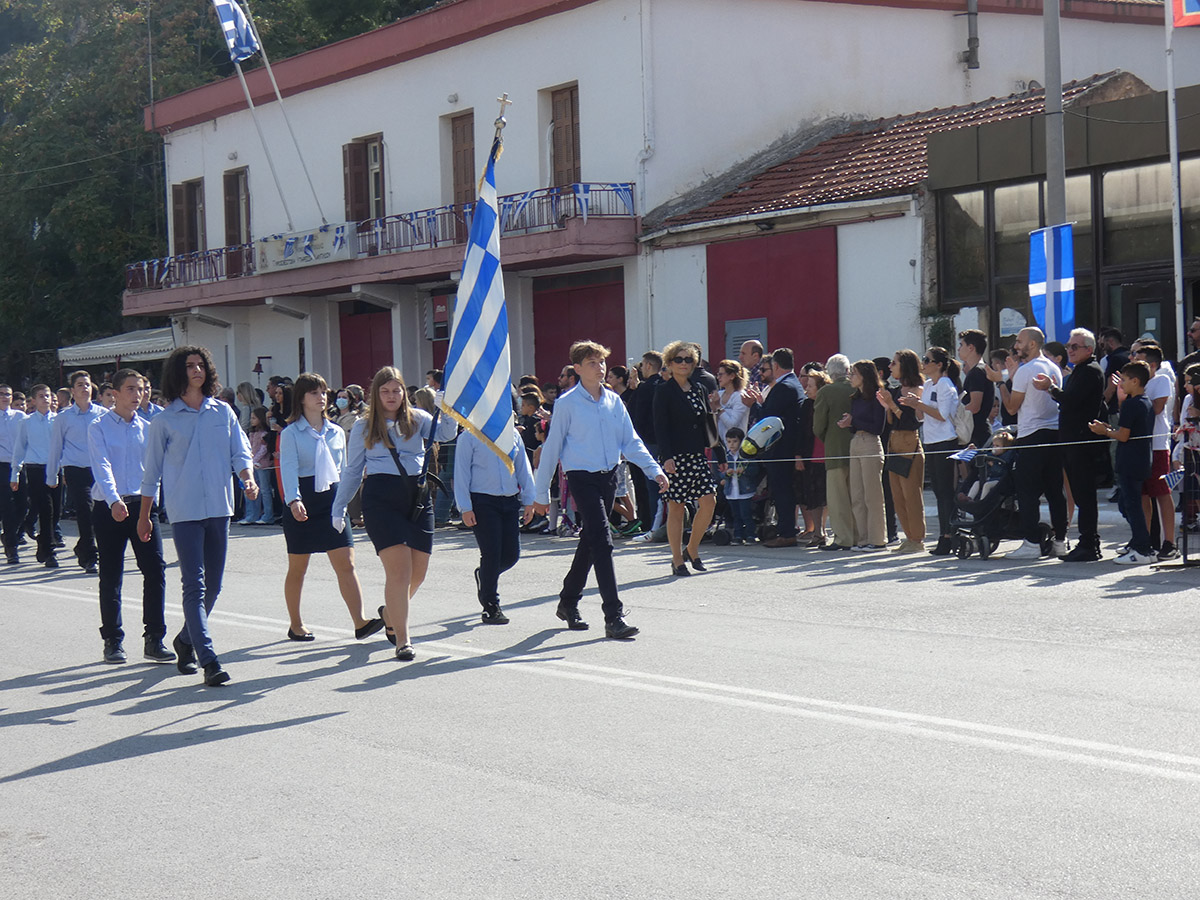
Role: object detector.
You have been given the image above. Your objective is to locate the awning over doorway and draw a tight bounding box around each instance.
[57,327,175,365]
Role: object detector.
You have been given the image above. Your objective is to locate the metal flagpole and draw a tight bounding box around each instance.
[1166,0,1187,362]
[240,1,327,226]
[1044,0,1067,227]
[232,61,294,232]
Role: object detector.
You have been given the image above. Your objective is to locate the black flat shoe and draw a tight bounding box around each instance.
[173,635,198,675]
[555,603,589,630]
[355,618,385,640]
[682,549,707,572]
[287,628,315,642]
[395,644,415,662]
[378,605,396,645]
[672,563,691,577]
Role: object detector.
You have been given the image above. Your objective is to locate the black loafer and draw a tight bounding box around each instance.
[173,635,198,675]
[395,644,415,662]
[555,603,589,630]
[203,661,230,686]
[355,618,385,640]
[605,618,639,640]
[287,628,315,642]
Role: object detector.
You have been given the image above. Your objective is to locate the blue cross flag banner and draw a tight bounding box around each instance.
[441,136,515,472]
[212,0,260,63]
[1029,223,1075,343]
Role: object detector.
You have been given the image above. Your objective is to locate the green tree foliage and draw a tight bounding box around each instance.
[0,0,434,384]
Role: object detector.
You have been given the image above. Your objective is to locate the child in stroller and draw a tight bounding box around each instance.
[951,430,1053,559]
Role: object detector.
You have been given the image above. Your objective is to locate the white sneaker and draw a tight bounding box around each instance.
[1005,540,1043,560]
[1051,539,1068,557]
[1114,549,1154,565]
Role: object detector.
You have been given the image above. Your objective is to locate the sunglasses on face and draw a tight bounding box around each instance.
[1065,343,1086,350]
[672,356,696,365]
[921,356,933,364]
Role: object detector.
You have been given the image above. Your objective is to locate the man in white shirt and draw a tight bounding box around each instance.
[1000,327,1068,559]
[0,384,27,564]
[1134,342,1177,560]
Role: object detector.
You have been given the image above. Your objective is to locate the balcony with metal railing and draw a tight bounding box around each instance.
[125,182,636,292]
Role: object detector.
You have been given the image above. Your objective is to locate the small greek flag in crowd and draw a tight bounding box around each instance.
[1162,469,1186,491]
[441,135,515,472]
[211,0,260,63]
[949,448,979,463]
[1029,224,1075,343]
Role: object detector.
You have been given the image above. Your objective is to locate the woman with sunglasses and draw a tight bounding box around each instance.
[654,341,723,576]
[712,360,750,445]
[899,347,962,556]
[876,349,927,553]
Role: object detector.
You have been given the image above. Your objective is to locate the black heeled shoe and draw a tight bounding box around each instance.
[672,562,691,577]
[682,549,707,572]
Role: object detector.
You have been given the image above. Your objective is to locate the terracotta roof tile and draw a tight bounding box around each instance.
[659,75,1110,230]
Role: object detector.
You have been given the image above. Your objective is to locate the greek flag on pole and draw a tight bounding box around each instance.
[212,0,260,63]
[441,136,515,472]
[1029,224,1075,343]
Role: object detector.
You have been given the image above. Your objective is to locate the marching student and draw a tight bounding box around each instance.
[10,384,58,568]
[137,346,256,687]
[278,372,383,642]
[453,424,536,625]
[0,384,28,565]
[88,369,173,665]
[532,340,669,639]
[330,366,458,662]
[47,370,106,573]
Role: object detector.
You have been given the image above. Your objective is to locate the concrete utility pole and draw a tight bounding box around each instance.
[1044,0,1066,226]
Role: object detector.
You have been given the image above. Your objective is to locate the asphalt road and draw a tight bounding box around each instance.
[3,508,1200,899]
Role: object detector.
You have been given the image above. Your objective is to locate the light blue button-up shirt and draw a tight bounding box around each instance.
[136,402,164,421]
[0,408,27,465]
[453,427,536,512]
[11,411,55,472]
[139,397,253,523]
[533,385,662,506]
[48,402,107,479]
[88,409,150,505]
[330,409,457,522]
[279,418,347,504]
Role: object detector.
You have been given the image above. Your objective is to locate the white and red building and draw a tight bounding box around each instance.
[123,0,1200,385]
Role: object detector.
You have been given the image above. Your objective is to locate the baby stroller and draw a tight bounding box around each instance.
[950,431,1053,560]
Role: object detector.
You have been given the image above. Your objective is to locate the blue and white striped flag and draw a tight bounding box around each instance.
[441,136,515,471]
[1029,224,1075,343]
[211,0,260,63]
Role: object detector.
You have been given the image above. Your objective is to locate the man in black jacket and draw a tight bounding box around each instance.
[745,348,804,547]
[1033,327,1107,561]
[632,351,665,530]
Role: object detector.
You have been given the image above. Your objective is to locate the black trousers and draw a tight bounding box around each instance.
[1062,440,1104,541]
[94,497,166,642]
[926,439,960,537]
[561,469,623,622]
[640,444,661,530]
[62,465,96,565]
[766,453,798,538]
[470,492,521,608]
[0,462,27,554]
[24,465,55,560]
[1015,429,1068,543]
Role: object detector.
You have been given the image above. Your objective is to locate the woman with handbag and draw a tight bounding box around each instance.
[876,349,927,554]
[653,340,724,576]
[278,372,383,643]
[331,367,457,661]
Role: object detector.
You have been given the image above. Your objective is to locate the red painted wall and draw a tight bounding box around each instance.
[338,305,394,388]
[532,280,626,385]
[706,228,839,368]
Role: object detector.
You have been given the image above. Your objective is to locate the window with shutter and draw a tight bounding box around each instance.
[172,179,205,255]
[343,142,370,222]
[551,85,581,187]
[450,112,475,242]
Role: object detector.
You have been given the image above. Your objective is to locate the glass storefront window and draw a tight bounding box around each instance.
[996,282,1032,345]
[1065,173,1092,272]
[994,181,1040,276]
[941,190,986,300]
[1103,163,1172,265]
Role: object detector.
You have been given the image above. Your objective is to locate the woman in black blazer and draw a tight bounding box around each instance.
[653,340,723,576]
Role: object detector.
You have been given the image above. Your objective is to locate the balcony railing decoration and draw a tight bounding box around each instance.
[126,182,635,291]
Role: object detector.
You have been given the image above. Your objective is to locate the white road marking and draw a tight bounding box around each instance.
[8,581,1200,782]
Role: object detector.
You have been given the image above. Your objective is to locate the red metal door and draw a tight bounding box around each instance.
[339,304,394,388]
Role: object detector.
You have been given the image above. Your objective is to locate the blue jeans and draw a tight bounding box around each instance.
[727,497,755,540]
[1116,473,1151,555]
[172,517,229,667]
[241,468,273,523]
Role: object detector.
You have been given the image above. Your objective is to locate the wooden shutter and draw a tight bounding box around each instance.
[343,142,369,222]
[223,171,242,246]
[172,183,187,255]
[192,180,206,251]
[551,85,581,187]
[451,113,476,207]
